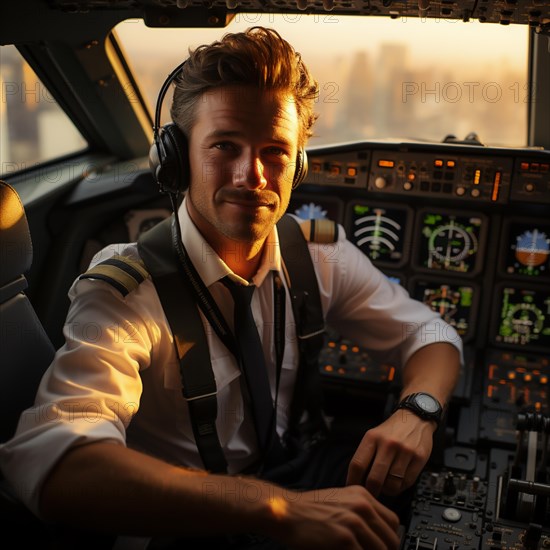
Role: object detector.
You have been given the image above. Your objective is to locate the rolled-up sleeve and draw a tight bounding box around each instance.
[0,254,156,517]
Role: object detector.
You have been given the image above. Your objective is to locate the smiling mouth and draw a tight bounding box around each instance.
[221,191,276,209]
[228,199,271,208]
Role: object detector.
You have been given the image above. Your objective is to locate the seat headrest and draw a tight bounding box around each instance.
[0,181,33,287]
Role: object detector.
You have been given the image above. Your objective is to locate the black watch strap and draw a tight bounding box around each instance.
[394,392,443,426]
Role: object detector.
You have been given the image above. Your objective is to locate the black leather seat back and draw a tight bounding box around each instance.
[0,180,55,442]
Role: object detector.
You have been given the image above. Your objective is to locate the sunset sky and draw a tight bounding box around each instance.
[115,15,528,69]
[115,15,529,147]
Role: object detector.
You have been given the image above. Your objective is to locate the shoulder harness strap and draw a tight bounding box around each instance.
[277,215,338,452]
[128,213,336,468]
[79,255,148,297]
[137,216,228,474]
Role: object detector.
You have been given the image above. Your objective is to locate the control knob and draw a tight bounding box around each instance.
[374,177,388,189]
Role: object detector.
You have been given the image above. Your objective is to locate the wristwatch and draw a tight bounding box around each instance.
[394,392,443,426]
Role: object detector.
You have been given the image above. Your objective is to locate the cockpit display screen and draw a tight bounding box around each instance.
[347,202,411,267]
[412,279,476,341]
[288,195,343,223]
[493,286,550,351]
[416,210,485,275]
[502,221,550,279]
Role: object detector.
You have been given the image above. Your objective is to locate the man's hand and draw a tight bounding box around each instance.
[270,485,400,550]
[345,410,436,497]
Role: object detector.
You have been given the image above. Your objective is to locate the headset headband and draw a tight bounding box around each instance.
[153,60,188,141]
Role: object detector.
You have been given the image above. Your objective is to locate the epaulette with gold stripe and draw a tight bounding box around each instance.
[298,218,338,244]
[79,255,149,297]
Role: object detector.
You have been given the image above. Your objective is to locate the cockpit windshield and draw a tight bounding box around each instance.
[116,15,529,147]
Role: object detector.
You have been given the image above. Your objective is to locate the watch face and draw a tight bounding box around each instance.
[415,393,440,413]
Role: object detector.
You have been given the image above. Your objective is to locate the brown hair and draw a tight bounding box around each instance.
[170,26,318,147]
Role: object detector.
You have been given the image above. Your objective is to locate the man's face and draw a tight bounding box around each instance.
[186,85,300,251]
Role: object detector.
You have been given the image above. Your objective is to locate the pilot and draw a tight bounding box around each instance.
[0,27,461,549]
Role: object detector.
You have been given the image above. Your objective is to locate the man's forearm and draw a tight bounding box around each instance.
[39,441,278,537]
[39,440,401,549]
[399,342,461,407]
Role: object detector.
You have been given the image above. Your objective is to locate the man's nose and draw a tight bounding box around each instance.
[233,156,268,190]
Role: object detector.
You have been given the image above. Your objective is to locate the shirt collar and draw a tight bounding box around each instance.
[178,196,281,288]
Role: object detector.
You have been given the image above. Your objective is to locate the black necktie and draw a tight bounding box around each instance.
[223,278,278,455]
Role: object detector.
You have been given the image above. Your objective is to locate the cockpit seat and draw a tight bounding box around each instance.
[0,180,153,549]
[0,180,58,539]
[0,180,55,444]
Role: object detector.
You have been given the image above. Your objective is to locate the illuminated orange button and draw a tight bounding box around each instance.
[324,365,334,372]
[540,376,548,384]
[447,160,456,168]
[407,173,416,181]
[347,166,358,177]
[434,159,443,167]
[378,159,395,168]
[330,165,341,175]
[360,366,367,373]
[328,341,336,348]
[520,162,530,171]
[340,344,348,351]
[508,371,516,380]
[311,163,322,173]
[524,374,532,382]
[352,346,359,353]
[337,368,346,374]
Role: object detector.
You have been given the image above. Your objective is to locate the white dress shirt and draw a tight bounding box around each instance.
[0,198,462,516]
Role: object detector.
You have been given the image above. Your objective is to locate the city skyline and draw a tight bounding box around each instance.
[1,17,529,170]
[122,36,528,148]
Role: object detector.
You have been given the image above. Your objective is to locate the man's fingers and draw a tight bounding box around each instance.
[335,486,401,550]
[362,444,399,497]
[364,462,388,497]
[346,441,376,486]
[354,491,401,549]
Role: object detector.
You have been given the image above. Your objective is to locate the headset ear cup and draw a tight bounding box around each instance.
[292,148,308,189]
[148,140,162,185]
[150,123,189,194]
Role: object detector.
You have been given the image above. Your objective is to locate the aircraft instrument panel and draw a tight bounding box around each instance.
[283,140,550,547]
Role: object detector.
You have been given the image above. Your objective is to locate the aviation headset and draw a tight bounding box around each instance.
[149,60,308,195]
